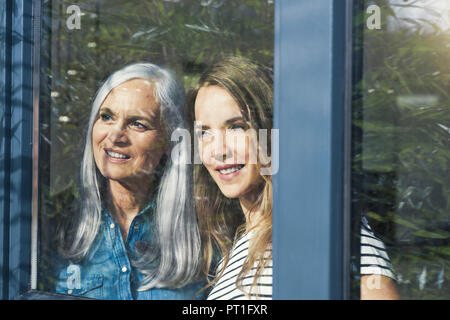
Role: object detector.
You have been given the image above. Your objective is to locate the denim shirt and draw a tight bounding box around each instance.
[55,201,205,300]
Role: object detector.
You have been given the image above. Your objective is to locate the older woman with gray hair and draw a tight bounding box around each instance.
[55,63,204,299]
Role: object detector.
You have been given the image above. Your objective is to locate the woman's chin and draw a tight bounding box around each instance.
[217,186,245,199]
[100,171,135,184]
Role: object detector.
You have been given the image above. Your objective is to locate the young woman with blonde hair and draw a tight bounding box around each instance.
[189,56,274,299]
[190,56,399,300]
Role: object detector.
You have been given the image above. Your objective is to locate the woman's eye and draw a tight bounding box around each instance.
[100,113,112,121]
[196,130,210,138]
[230,124,245,131]
[132,121,148,130]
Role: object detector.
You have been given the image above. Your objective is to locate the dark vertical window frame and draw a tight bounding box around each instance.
[341,0,352,300]
[343,0,361,300]
[34,0,50,294]
[331,0,352,300]
[0,0,13,301]
[273,0,350,299]
[348,0,365,300]
[0,0,34,300]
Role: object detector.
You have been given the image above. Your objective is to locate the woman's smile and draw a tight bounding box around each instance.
[216,164,245,181]
[104,148,131,162]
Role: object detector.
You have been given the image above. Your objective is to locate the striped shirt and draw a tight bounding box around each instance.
[207,232,272,300]
[207,218,395,300]
[360,216,396,280]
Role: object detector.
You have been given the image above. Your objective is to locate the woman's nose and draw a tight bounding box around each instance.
[212,130,233,162]
[107,122,128,144]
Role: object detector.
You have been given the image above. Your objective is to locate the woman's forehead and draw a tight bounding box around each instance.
[101,80,159,118]
[113,78,154,91]
[195,86,243,121]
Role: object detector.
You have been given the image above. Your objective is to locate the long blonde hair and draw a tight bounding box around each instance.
[188,56,273,297]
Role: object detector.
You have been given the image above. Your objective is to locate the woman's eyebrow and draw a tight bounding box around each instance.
[224,116,246,125]
[99,107,156,122]
[99,107,115,115]
[195,117,246,130]
[195,123,210,130]
[127,114,154,122]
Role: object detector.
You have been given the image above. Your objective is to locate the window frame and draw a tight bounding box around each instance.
[1,0,34,300]
[0,0,354,300]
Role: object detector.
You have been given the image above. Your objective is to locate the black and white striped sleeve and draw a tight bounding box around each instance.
[207,233,272,300]
[360,216,396,280]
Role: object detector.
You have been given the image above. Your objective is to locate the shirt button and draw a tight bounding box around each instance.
[121,266,128,273]
[133,224,139,230]
[110,223,115,229]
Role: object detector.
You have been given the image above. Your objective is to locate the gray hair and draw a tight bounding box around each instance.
[64,63,201,289]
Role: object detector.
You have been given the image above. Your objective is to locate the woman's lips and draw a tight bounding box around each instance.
[104,149,131,163]
[216,164,244,181]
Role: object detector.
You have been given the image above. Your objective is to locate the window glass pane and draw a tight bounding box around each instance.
[351,0,449,299]
[37,0,273,299]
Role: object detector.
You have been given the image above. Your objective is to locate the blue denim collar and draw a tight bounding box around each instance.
[101,197,156,221]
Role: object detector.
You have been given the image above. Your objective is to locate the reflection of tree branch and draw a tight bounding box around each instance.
[40,133,51,146]
[430,81,449,99]
[391,1,441,18]
[383,59,412,94]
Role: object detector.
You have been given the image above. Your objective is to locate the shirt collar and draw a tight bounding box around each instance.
[101,197,156,221]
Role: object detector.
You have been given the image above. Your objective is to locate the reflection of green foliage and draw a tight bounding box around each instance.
[38,0,273,292]
[352,1,450,299]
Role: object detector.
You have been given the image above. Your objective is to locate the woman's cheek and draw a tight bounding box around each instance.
[245,134,260,165]
[230,133,252,165]
[141,135,167,171]
[198,141,212,166]
[93,122,112,146]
